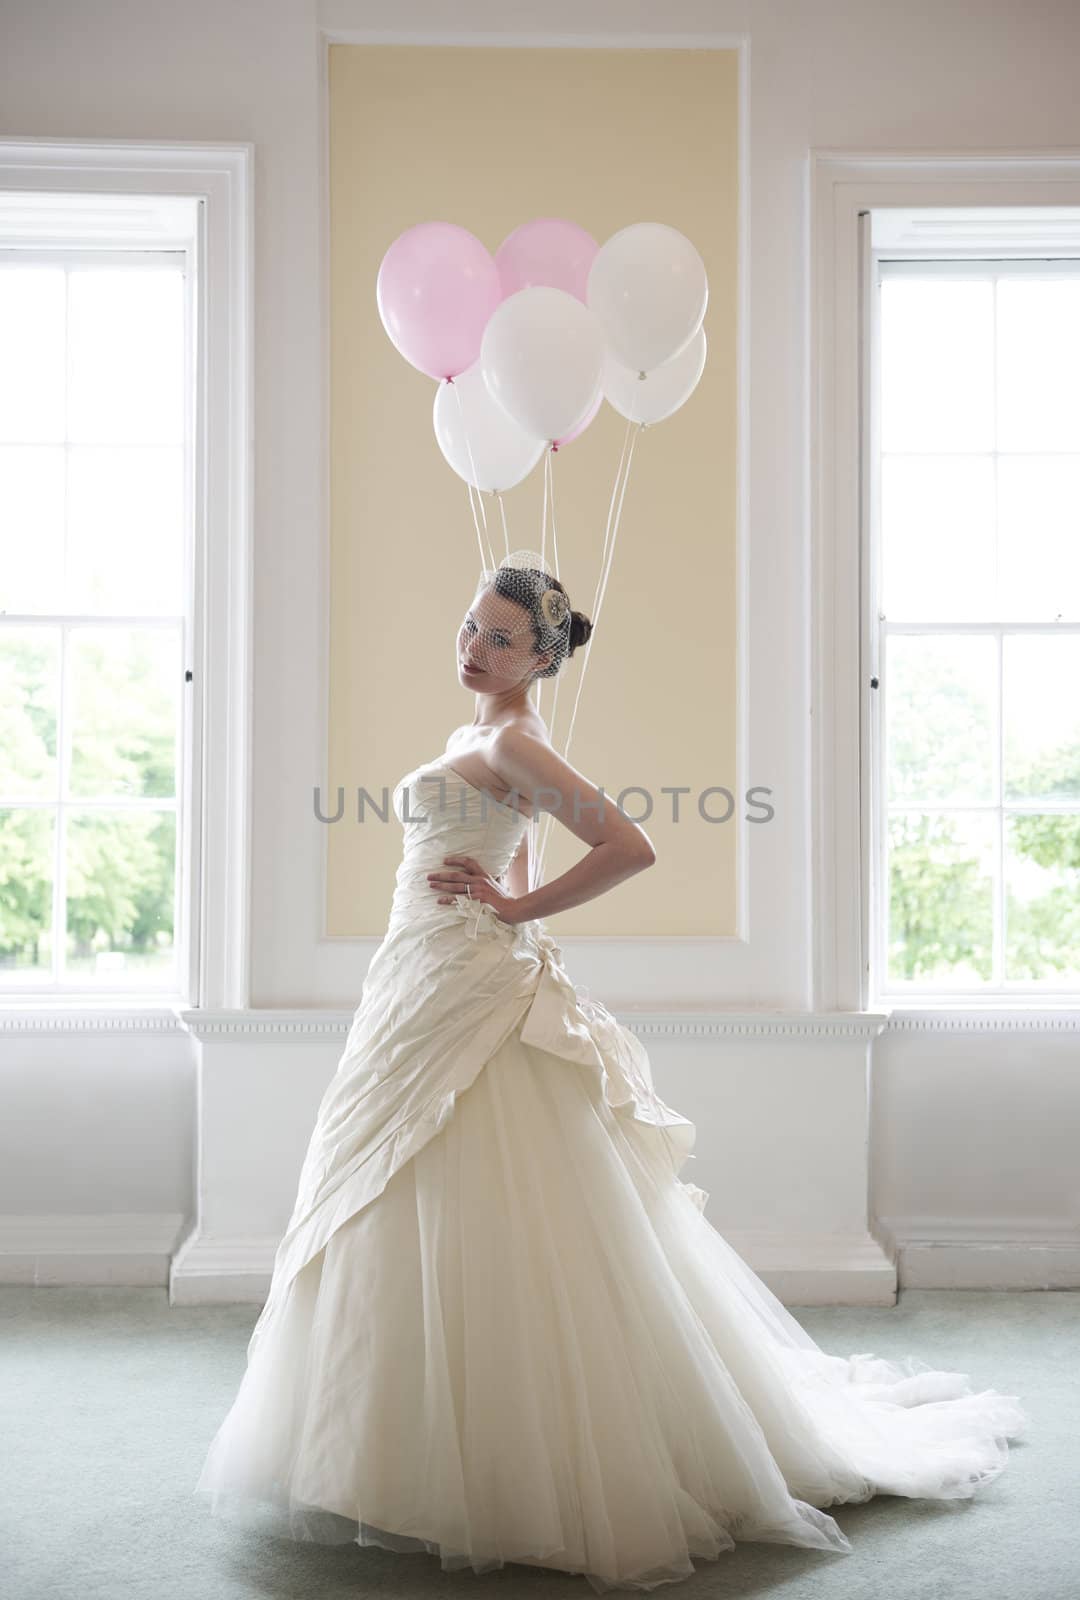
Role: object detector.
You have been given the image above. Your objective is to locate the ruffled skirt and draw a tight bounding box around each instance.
[194,1024,1029,1592]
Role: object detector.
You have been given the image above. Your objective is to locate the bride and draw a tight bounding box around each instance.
[195,553,1029,1593]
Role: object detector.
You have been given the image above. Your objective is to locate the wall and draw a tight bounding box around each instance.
[1,0,1078,1297]
[325,42,739,940]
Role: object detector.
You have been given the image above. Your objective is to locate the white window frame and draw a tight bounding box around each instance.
[872,255,1080,1006]
[0,139,253,1013]
[810,150,1080,1015]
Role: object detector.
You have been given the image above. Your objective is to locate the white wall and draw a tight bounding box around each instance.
[2,0,1078,1296]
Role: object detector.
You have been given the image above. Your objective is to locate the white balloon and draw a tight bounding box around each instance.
[588,222,708,374]
[603,328,707,426]
[481,286,604,444]
[433,363,545,492]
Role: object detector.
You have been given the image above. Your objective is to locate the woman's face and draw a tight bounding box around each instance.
[457,588,548,690]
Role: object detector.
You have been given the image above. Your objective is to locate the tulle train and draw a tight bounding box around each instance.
[194,1025,1029,1593]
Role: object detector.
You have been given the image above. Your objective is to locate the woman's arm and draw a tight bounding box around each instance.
[489,726,655,923]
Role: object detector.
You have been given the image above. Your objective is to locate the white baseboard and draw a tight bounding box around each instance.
[877,1215,1080,1290]
[4,1213,1074,1298]
[164,1225,899,1308]
[0,1212,186,1286]
[169,1227,279,1304]
[722,1229,898,1307]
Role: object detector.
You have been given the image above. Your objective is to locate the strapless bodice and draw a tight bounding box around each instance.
[389,756,530,930]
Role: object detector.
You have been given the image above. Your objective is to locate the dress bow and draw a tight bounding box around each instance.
[452,898,590,1012]
[455,894,509,942]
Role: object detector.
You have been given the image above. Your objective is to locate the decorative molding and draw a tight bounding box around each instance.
[176,1007,892,1043]
[882,1009,1080,1034]
[0,1008,188,1035]
[8,1001,1080,1039]
[178,1008,355,1041]
[619,1012,888,1040]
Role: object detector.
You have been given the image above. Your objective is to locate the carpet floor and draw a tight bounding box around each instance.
[3,1285,1075,1600]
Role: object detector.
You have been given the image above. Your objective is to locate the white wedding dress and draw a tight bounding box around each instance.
[194,754,1030,1593]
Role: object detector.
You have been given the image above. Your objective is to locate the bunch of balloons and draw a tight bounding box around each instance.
[376,218,708,494]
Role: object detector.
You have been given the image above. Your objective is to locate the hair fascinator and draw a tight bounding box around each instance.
[540,587,571,629]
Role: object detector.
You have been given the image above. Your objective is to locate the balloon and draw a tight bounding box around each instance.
[481,286,603,444]
[495,218,599,304]
[603,328,707,426]
[433,364,545,492]
[588,222,708,374]
[377,221,501,380]
[552,389,602,451]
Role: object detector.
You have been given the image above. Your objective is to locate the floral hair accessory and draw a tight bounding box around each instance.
[540,587,570,629]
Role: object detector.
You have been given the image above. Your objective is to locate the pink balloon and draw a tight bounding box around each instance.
[495,218,599,304]
[377,222,501,380]
[552,389,602,452]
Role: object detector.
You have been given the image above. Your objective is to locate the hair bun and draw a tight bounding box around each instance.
[568,610,593,657]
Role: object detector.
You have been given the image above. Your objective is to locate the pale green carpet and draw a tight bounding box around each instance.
[3,1286,1075,1600]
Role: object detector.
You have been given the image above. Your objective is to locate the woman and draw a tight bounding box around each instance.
[195,552,1029,1594]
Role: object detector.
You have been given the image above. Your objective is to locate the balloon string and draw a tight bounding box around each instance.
[451,378,496,571]
[533,419,642,888]
[528,451,556,894]
[537,450,565,835]
[539,446,550,574]
[534,420,629,883]
[495,491,511,559]
[531,454,548,774]
[548,445,561,582]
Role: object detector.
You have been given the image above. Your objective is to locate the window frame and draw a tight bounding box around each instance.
[871,256,1080,1005]
[0,139,253,1014]
[810,151,1080,1015]
[0,244,196,1001]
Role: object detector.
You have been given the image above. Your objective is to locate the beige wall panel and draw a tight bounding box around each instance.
[327,44,740,937]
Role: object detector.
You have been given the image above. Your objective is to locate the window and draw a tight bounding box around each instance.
[871,249,1080,1000]
[0,206,197,998]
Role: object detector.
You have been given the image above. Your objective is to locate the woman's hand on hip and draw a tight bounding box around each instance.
[427,855,525,924]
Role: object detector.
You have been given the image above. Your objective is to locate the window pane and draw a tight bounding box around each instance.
[887,810,994,984]
[0,445,65,612]
[1005,814,1080,982]
[0,266,66,443]
[880,278,994,454]
[997,455,1080,622]
[65,809,176,986]
[997,278,1080,453]
[1003,633,1080,802]
[886,634,996,804]
[0,808,55,984]
[881,454,995,620]
[67,268,185,446]
[67,627,180,799]
[0,627,59,799]
[67,444,184,615]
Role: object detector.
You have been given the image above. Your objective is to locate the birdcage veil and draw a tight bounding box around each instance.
[459,545,593,894]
